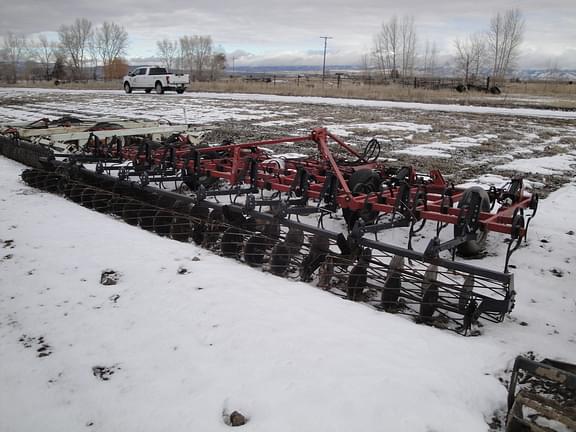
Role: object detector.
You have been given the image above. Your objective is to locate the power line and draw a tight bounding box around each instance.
[320,36,333,82]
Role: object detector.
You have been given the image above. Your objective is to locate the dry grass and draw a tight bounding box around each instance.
[505,81,576,97]
[2,77,575,110]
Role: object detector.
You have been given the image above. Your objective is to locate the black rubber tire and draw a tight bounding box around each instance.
[124,82,132,94]
[176,88,185,94]
[145,89,151,94]
[454,186,491,257]
[155,82,164,94]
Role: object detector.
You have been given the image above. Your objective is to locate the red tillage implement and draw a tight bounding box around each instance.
[1,120,539,333]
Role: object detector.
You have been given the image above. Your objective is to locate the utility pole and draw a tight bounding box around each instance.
[320,36,333,82]
[232,56,237,74]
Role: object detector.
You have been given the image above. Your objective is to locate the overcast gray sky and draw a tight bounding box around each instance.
[1,0,575,68]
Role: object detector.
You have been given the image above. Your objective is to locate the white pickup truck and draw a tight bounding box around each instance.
[123,67,189,94]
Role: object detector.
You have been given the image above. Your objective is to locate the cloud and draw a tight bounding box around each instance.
[1,0,574,68]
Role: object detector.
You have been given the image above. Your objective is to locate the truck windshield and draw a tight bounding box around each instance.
[149,67,168,75]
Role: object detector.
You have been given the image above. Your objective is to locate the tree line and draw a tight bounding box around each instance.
[370,9,525,85]
[1,10,524,85]
[0,18,129,83]
[0,18,226,83]
[156,36,226,81]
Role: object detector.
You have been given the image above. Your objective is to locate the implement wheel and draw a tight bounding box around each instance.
[454,186,491,257]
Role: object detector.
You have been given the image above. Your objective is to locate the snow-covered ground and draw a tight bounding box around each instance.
[2,88,575,190]
[1,157,575,431]
[2,88,576,121]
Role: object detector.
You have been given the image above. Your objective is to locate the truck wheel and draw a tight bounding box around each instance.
[176,88,185,94]
[145,88,151,94]
[155,82,164,94]
[124,82,132,94]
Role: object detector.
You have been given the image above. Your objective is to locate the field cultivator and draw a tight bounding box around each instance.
[0,117,541,334]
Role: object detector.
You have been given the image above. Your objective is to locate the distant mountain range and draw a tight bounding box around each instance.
[226,65,576,81]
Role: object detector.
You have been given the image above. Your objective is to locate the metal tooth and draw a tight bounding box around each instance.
[192,222,206,245]
[380,255,404,310]
[121,201,140,226]
[153,210,174,237]
[80,187,96,208]
[285,228,304,255]
[221,227,244,258]
[109,195,128,216]
[20,169,36,184]
[138,205,157,231]
[419,264,439,321]
[26,171,48,188]
[244,234,273,267]
[170,217,193,242]
[42,174,60,193]
[458,275,474,313]
[346,248,372,301]
[269,242,292,276]
[92,192,111,213]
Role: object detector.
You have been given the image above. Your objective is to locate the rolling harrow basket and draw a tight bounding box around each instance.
[1,117,540,335]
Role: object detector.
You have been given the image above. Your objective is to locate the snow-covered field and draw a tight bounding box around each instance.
[1,87,575,192]
[1,89,575,431]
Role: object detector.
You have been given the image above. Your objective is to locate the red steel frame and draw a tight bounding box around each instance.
[109,127,532,237]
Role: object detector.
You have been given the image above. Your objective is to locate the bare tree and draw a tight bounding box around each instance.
[1,32,28,83]
[454,33,486,83]
[95,22,128,71]
[422,40,438,76]
[193,36,213,80]
[178,35,214,80]
[208,52,226,80]
[373,15,416,80]
[29,35,56,80]
[58,18,93,80]
[360,53,372,81]
[399,16,416,78]
[178,36,195,74]
[88,37,99,80]
[488,9,524,84]
[156,39,178,70]
[372,16,399,79]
